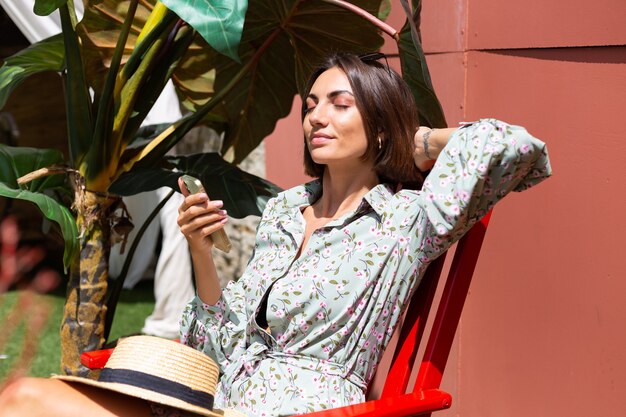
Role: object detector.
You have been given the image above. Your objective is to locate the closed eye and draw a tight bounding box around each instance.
[304,96,317,114]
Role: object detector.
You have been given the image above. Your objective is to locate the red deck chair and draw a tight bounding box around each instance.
[82,211,493,417]
[304,210,492,417]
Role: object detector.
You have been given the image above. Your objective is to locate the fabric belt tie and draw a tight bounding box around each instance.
[221,341,367,392]
[268,350,367,390]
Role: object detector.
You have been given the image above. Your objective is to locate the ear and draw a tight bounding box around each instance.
[377,131,386,147]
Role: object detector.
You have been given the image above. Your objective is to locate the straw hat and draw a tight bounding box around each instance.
[54,335,245,417]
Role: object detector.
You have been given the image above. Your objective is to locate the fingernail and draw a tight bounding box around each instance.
[214,200,224,207]
[219,210,227,216]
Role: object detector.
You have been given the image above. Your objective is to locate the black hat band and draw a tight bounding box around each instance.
[99,368,215,409]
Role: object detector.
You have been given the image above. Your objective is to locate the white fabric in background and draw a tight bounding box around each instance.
[0,0,82,43]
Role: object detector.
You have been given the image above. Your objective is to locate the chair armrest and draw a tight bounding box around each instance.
[80,348,114,369]
[80,348,451,417]
[81,339,179,369]
[303,389,452,417]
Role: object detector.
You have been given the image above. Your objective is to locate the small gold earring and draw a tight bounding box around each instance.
[377,136,382,150]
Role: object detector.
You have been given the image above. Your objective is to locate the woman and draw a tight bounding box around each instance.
[176,53,551,416]
[0,52,551,416]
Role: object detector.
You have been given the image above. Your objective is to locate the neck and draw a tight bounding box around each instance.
[316,165,379,218]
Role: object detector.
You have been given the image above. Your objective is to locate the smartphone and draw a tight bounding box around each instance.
[181,175,232,253]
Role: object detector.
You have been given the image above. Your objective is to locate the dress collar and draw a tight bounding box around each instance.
[278,179,395,219]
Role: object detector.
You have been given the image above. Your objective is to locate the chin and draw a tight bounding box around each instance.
[309,149,334,165]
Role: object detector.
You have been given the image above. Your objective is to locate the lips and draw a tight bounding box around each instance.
[309,133,333,146]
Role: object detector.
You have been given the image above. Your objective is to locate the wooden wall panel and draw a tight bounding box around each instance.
[422,0,467,53]
[454,47,626,417]
[264,96,310,189]
[468,0,626,49]
[423,52,466,125]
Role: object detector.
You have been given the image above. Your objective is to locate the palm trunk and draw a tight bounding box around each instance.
[60,190,113,376]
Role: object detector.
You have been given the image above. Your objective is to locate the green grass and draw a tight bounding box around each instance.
[0,281,155,379]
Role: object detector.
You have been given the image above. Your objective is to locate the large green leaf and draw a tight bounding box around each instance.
[110,0,387,174]
[213,0,386,163]
[77,0,215,113]
[60,3,95,168]
[0,145,78,269]
[161,0,247,62]
[212,30,298,164]
[109,153,282,218]
[119,24,196,147]
[79,0,154,48]
[75,0,214,169]
[34,0,69,16]
[398,0,447,128]
[172,44,219,110]
[0,35,65,110]
[77,0,156,89]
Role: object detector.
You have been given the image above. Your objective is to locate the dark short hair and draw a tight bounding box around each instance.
[301,52,424,189]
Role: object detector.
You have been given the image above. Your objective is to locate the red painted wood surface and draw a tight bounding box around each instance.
[467,0,626,50]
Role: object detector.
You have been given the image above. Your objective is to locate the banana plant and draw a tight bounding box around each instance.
[0,0,444,376]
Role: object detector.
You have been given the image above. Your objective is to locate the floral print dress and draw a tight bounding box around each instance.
[180,119,552,416]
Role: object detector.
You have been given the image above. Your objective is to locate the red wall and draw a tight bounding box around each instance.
[265,96,309,188]
[265,1,626,415]
[442,47,626,416]
[422,1,626,415]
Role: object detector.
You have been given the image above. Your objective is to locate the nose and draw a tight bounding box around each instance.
[306,103,328,127]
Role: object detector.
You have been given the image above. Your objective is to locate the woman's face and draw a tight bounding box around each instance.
[303,67,371,171]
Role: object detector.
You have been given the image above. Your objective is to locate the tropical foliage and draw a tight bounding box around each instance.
[0,0,444,375]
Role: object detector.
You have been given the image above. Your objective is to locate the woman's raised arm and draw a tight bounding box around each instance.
[413,119,552,262]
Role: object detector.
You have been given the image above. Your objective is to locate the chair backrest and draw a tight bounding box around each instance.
[376,211,493,403]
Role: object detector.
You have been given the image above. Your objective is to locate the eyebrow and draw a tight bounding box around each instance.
[306,90,355,101]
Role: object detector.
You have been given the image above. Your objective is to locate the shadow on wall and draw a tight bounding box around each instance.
[490,46,626,65]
